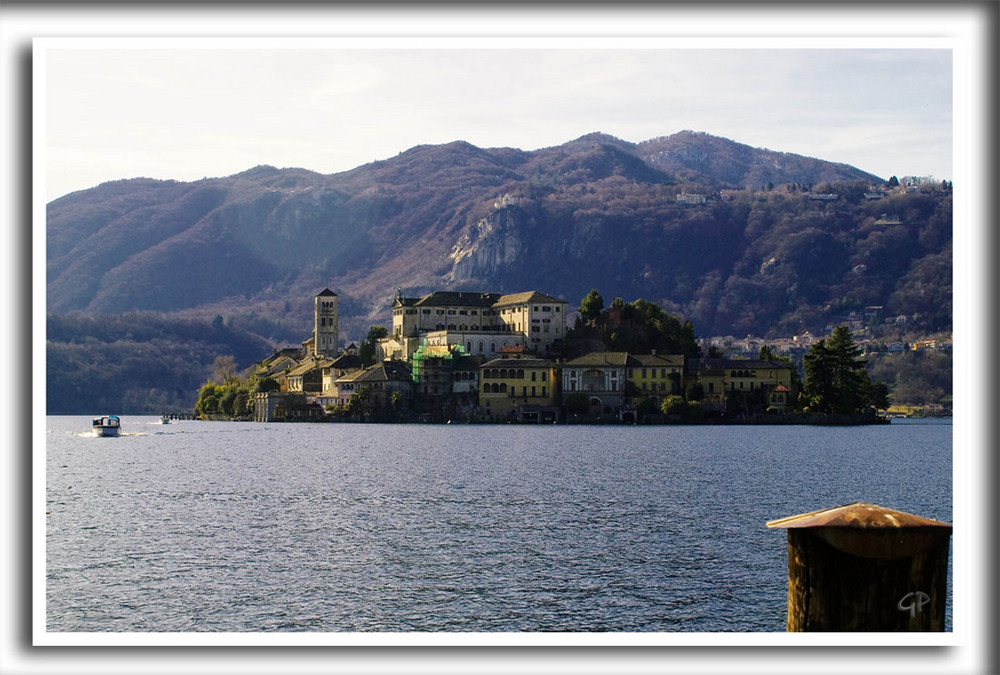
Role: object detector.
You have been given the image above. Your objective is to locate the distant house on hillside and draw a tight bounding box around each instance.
[675,192,707,205]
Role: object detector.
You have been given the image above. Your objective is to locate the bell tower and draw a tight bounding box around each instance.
[314,288,339,357]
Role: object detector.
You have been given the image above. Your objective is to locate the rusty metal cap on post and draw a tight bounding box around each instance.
[767,502,952,559]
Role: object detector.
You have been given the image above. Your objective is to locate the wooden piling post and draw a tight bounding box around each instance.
[767,502,952,631]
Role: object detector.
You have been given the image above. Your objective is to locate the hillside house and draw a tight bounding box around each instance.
[626,353,685,399]
[479,357,559,422]
[334,360,414,420]
[381,289,567,361]
[686,357,796,414]
[411,343,484,421]
[285,355,334,394]
[562,352,630,418]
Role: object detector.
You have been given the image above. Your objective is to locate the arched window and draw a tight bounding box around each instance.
[500,368,508,378]
[517,369,525,379]
[499,383,507,393]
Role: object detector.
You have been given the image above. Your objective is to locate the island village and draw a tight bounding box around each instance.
[241,287,803,424]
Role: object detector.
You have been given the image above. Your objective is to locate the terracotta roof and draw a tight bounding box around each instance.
[413,291,501,308]
[326,353,363,370]
[494,291,565,306]
[481,357,556,369]
[348,360,413,383]
[286,356,335,377]
[722,359,793,369]
[564,351,630,367]
[626,353,685,367]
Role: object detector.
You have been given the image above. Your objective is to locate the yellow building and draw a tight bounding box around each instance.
[625,353,685,399]
[686,358,796,413]
[724,359,794,396]
[479,357,559,422]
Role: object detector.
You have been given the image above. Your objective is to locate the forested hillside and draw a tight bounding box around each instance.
[45,130,951,413]
[46,313,271,414]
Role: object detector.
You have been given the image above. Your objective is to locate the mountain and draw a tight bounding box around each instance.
[46,130,948,351]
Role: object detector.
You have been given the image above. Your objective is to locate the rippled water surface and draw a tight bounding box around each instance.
[45,417,952,632]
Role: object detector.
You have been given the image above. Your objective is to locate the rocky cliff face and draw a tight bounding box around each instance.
[46,131,947,343]
[448,201,529,283]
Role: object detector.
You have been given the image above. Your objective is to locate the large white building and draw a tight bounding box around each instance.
[380,289,568,361]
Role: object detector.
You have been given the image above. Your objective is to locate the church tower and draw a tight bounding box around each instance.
[313,288,339,357]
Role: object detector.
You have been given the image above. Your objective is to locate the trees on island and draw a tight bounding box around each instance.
[195,355,278,419]
[802,325,889,416]
[570,291,889,421]
[570,290,701,359]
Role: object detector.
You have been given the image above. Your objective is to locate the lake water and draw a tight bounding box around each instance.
[44,416,952,634]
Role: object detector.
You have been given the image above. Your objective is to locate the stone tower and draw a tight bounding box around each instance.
[313,288,339,357]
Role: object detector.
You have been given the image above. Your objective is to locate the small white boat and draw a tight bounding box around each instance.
[159,414,171,424]
[92,415,122,437]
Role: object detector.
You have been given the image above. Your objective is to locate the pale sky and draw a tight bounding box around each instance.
[41,41,953,202]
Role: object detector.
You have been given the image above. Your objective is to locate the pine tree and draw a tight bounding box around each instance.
[803,326,871,415]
